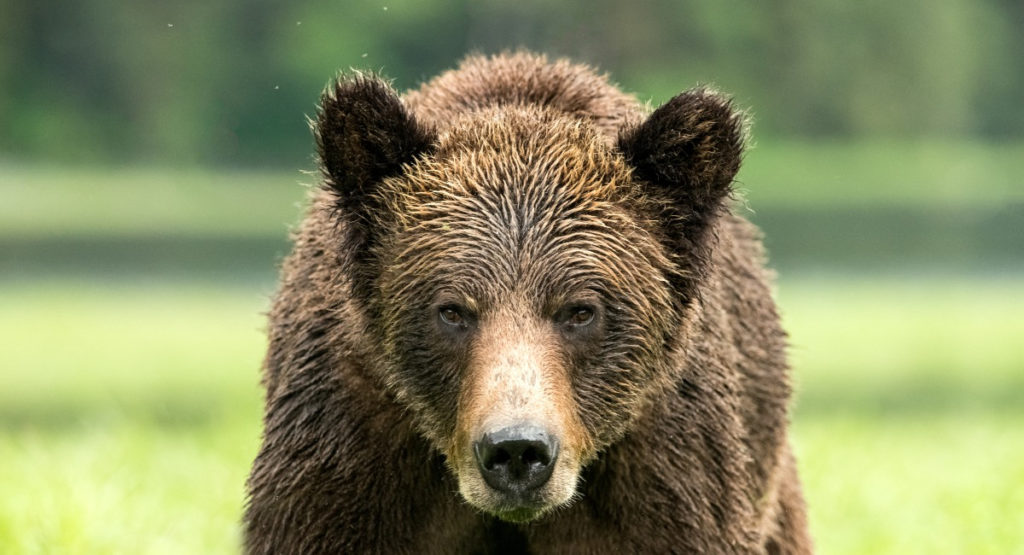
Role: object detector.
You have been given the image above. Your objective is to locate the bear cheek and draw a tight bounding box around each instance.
[571,312,680,450]
[382,317,467,450]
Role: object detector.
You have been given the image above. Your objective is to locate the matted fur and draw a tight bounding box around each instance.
[245,51,812,554]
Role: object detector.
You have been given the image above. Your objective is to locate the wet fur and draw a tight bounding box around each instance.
[245,52,811,553]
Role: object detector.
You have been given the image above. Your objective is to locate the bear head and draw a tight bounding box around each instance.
[314,74,745,522]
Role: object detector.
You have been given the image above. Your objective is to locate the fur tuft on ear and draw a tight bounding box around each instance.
[618,87,746,219]
[618,88,747,297]
[314,74,435,216]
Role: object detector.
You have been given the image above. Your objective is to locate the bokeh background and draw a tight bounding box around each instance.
[2,1,1022,552]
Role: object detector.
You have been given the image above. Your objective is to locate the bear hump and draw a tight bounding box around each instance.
[403,51,643,141]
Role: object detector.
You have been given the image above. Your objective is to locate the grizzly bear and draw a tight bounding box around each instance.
[245,52,812,554]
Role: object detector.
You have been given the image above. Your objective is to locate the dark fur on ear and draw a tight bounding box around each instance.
[618,88,747,297]
[315,74,435,219]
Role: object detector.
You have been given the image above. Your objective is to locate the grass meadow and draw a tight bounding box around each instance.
[1,142,1022,553]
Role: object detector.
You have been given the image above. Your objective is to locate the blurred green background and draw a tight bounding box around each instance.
[1,1,1022,553]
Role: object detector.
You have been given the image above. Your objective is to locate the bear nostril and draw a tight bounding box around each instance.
[522,446,538,465]
[473,425,559,493]
[488,449,510,470]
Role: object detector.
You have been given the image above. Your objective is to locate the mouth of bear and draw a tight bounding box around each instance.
[455,422,580,522]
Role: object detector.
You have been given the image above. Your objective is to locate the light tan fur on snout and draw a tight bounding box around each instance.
[451,301,592,517]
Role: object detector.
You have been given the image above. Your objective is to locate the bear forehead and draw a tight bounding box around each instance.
[382,200,647,300]
[384,108,637,240]
[380,107,638,236]
[372,106,664,303]
[396,105,634,200]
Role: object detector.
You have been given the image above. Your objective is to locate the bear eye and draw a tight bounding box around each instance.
[569,307,594,326]
[438,305,467,327]
[558,305,595,328]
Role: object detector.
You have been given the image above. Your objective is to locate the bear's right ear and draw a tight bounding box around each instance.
[314,75,435,217]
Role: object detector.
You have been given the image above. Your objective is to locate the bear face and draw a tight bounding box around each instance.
[312,73,745,523]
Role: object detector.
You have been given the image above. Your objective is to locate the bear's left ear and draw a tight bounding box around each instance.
[314,75,436,219]
[618,87,745,227]
[618,88,746,294]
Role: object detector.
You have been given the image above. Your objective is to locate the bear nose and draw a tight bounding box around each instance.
[473,425,559,493]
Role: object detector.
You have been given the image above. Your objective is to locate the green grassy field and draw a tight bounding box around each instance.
[2,140,1022,238]
[780,279,1024,553]
[1,152,1021,553]
[1,278,1021,553]
[0,283,265,554]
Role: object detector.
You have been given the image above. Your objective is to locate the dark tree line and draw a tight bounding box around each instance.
[1,0,1020,167]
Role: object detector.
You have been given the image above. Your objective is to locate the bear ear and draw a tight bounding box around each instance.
[618,87,746,232]
[314,74,435,216]
[618,88,747,296]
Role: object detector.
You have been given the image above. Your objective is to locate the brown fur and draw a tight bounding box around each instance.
[245,51,812,554]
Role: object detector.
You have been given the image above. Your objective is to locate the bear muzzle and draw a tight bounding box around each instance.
[473,424,559,496]
[453,313,588,521]
[455,419,579,523]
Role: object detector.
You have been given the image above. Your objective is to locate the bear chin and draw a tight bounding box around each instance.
[460,488,571,523]
[476,496,572,524]
[493,507,545,524]
[457,466,580,523]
